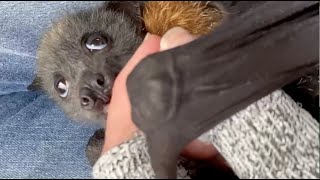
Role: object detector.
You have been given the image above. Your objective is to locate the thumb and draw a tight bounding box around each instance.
[120,33,161,76]
[160,27,198,51]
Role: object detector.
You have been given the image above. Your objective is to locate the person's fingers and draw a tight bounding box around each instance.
[102,33,161,154]
[160,27,198,51]
[159,27,227,165]
[181,139,219,160]
[107,33,161,122]
[119,33,161,77]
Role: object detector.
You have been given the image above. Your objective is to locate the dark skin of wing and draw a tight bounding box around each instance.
[126,1,319,178]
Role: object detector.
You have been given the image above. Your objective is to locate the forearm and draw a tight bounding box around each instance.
[92,132,191,179]
[93,90,319,179]
[200,90,319,179]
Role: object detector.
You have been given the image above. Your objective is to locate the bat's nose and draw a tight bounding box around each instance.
[79,87,97,110]
[79,87,111,111]
[79,71,113,111]
[81,70,113,92]
[93,73,105,89]
[84,72,112,90]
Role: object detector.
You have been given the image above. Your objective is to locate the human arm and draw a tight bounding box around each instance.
[92,27,319,179]
[93,89,319,179]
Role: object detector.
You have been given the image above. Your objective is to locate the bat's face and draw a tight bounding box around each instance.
[31,2,146,125]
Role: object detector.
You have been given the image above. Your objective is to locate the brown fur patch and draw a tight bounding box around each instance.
[143,1,223,36]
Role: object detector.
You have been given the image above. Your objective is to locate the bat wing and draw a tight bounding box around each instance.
[127,1,319,178]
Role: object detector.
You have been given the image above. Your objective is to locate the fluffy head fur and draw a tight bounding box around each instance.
[143,1,223,36]
[35,2,145,125]
[31,1,224,125]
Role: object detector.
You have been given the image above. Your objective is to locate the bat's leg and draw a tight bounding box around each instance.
[85,128,105,167]
[283,65,319,122]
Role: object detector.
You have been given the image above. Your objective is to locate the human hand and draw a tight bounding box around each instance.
[102,27,227,165]
[102,33,161,153]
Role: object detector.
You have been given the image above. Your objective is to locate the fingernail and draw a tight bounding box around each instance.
[160,37,168,51]
[143,33,150,42]
[160,27,194,51]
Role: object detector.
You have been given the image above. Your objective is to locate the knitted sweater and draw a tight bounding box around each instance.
[92,90,319,179]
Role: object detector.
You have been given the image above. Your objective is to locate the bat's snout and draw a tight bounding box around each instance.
[79,71,113,112]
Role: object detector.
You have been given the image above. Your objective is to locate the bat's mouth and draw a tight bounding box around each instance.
[81,88,111,114]
[94,97,110,114]
[103,104,110,114]
[96,93,111,104]
[100,90,111,114]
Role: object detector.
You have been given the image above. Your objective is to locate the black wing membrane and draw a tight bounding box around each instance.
[127,1,319,178]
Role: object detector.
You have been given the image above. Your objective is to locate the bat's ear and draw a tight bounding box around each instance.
[103,1,144,19]
[103,1,145,34]
[27,75,43,91]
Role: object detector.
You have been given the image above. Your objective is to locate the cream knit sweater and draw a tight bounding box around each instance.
[92,90,319,179]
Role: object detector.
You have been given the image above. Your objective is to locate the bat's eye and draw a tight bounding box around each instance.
[54,74,69,98]
[85,33,108,52]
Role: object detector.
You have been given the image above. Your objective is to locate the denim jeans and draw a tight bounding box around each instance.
[0,1,105,178]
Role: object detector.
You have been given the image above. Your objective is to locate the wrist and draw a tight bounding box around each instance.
[102,120,138,154]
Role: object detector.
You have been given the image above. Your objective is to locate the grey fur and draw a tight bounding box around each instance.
[33,2,145,126]
[28,1,146,166]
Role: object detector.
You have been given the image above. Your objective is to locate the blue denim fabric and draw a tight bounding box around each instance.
[0,2,105,178]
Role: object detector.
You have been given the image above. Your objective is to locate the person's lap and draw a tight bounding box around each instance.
[0,1,104,178]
